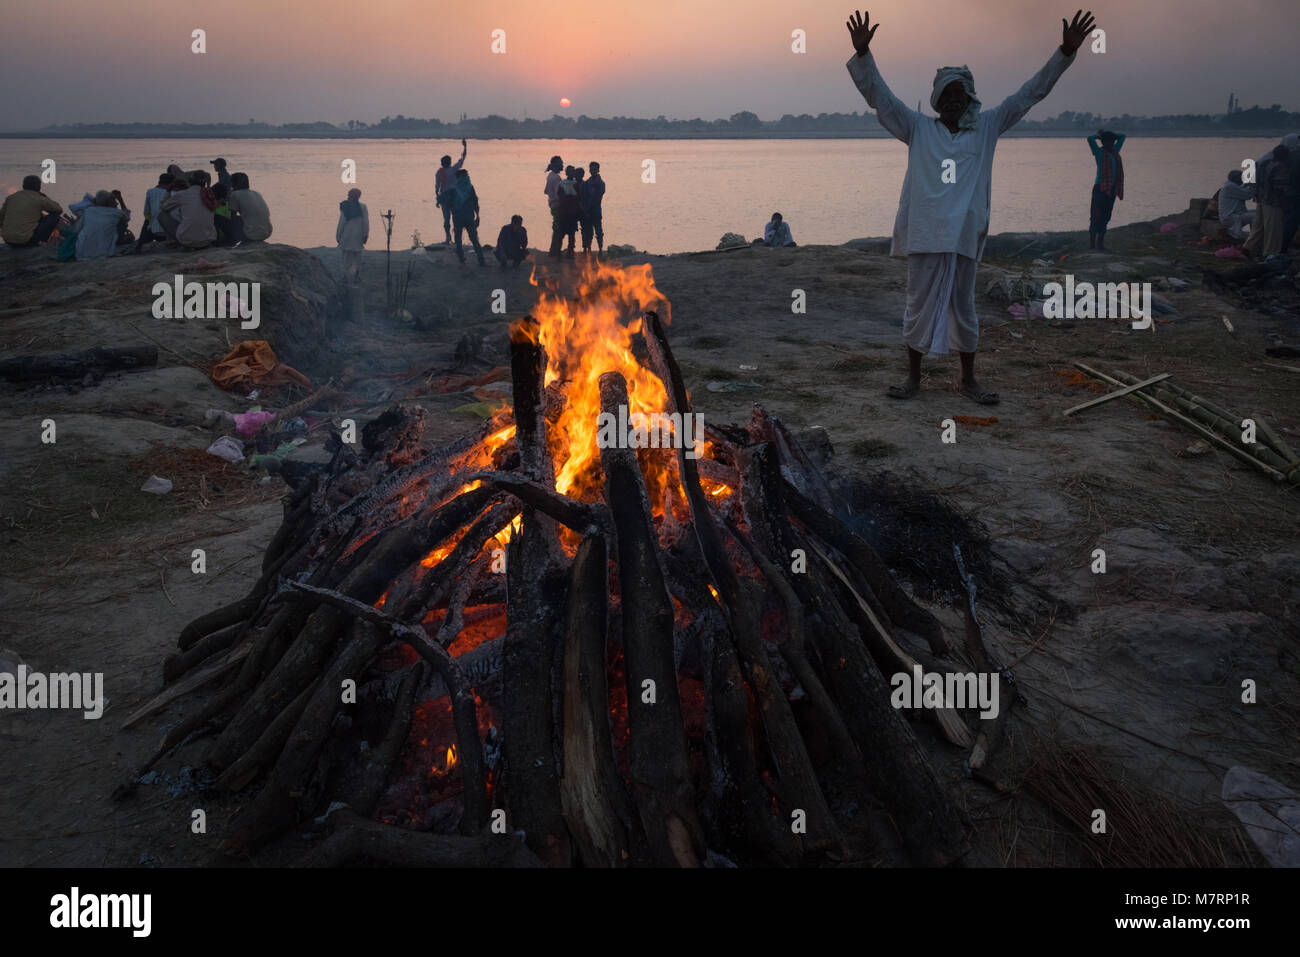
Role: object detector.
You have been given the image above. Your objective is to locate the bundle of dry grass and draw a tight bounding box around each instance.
[1022,734,1256,867]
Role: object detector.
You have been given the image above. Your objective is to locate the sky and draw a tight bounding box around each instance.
[1,0,1295,130]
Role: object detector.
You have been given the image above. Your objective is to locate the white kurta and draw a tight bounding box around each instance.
[848,47,1077,261]
[848,47,1076,353]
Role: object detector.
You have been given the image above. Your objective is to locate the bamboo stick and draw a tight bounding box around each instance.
[1062,373,1170,417]
[1074,363,1289,482]
[1251,413,1300,467]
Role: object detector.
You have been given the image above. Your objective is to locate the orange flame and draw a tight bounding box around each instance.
[528,261,681,514]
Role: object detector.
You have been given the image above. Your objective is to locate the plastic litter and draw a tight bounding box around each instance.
[234,410,277,436]
[1159,222,1179,233]
[206,435,245,463]
[1221,766,1300,868]
[141,476,173,495]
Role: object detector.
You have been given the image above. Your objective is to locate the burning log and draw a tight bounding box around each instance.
[559,533,631,866]
[127,261,981,867]
[599,370,704,867]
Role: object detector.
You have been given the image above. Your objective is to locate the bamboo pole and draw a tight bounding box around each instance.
[1107,369,1296,476]
[1073,363,1289,482]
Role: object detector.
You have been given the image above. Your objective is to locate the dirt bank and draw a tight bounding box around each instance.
[1,216,1296,866]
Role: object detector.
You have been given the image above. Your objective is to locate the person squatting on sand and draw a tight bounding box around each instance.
[846,7,1096,406]
[495,215,528,268]
[436,139,468,245]
[1087,129,1124,250]
[0,175,63,247]
[336,188,369,282]
[1218,169,1256,241]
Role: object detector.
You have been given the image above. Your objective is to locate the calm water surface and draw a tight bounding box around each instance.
[0,137,1275,253]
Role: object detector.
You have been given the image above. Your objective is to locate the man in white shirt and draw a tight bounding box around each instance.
[846,8,1095,405]
[75,190,131,261]
[1218,170,1256,240]
[762,212,796,247]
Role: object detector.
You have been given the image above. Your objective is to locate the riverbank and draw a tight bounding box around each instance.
[2,212,1297,866]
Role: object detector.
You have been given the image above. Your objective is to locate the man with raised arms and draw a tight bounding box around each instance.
[846,8,1096,405]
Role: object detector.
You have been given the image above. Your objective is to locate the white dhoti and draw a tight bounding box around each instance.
[903,252,979,355]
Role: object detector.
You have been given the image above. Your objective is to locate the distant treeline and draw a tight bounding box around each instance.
[11,104,1298,138]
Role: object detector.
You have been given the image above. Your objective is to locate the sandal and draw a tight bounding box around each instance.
[960,384,1000,405]
[887,380,920,399]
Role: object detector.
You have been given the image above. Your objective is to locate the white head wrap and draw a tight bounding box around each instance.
[931,66,981,130]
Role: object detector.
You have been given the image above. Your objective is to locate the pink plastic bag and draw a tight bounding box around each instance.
[1159,222,1179,233]
[1214,246,1245,259]
[234,410,277,436]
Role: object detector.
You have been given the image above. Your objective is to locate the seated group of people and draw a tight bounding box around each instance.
[0,157,272,261]
[136,158,273,253]
[1215,134,1299,256]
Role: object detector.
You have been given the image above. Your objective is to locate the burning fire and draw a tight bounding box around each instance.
[527,262,683,514]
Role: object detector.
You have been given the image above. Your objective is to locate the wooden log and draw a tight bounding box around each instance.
[812,539,973,748]
[701,607,800,865]
[346,663,424,817]
[798,565,968,867]
[164,622,241,683]
[297,809,543,868]
[177,597,258,652]
[559,533,632,867]
[121,639,251,730]
[207,487,497,772]
[598,370,703,868]
[639,317,841,859]
[0,344,157,381]
[501,508,572,864]
[954,545,1016,775]
[212,680,316,793]
[748,407,836,513]
[224,620,386,854]
[469,471,610,534]
[726,521,865,780]
[509,317,554,487]
[782,480,950,656]
[278,581,490,836]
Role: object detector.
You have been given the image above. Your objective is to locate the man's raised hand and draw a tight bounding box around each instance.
[1061,9,1096,56]
[846,10,878,58]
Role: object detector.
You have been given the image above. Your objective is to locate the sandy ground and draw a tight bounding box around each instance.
[1,217,1297,867]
